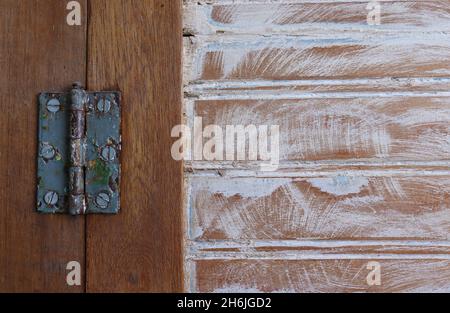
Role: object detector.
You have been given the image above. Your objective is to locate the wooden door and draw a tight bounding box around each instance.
[2,0,450,294]
[0,0,183,292]
[183,0,450,292]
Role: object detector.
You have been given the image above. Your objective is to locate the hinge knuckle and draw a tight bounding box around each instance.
[69,84,87,215]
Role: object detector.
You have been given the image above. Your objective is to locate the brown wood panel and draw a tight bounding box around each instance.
[86,0,183,292]
[191,259,450,292]
[0,0,86,292]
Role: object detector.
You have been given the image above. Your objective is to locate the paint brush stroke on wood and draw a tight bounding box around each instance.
[184,1,450,35]
[183,0,450,293]
[188,176,450,240]
[195,97,450,161]
[191,259,450,292]
[185,37,450,81]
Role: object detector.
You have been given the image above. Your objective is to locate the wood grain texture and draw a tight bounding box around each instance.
[183,0,450,293]
[184,1,450,35]
[193,97,450,162]
[86,0,183,292]
[191,259,450,292]
[184,1,450,81]
[188,176,450,241]
[185,36,450,81]
[0,0,86,292]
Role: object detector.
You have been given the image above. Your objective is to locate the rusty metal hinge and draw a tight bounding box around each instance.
[37,83,121,215]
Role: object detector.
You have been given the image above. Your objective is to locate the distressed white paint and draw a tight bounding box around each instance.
[192,177,291,198]
[192,259,450,292]
[185,1,450,36]
[306,177,369,196]
[182,0,450,292]
[185,35,450,81]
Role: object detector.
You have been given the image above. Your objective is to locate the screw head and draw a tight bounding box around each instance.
[44,191,59,206]
[46,98,61,113]
[40,143,56,160]
[101,146,117,162]
[95,192,110,209]
[97,99,111,113]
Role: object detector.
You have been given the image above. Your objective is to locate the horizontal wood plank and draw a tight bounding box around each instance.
[188,176,450,240]
[193,97,450,162]
[185,1,450,36]
[190,259,450,292]
[185,36,450,81]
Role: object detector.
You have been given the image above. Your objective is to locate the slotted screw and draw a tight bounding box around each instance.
[95,192,110,209]
[46,98,61,113]
[44,191,59,206]
[97,99,111,113]
[40,143,56,160]
[101,146,117,162]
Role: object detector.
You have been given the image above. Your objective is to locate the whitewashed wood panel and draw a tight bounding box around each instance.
[190,259,450,292]
[188,176,450,240]
[184,1,450,35]
[183,0,450,293]
[193,97,450,162]
[185,36,450,81]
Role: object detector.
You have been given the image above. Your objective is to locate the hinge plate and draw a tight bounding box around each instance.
[37,87,121,214]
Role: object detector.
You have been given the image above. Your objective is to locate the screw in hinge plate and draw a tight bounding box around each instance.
[95,192,110,209]
[40,143,56,160]
[101,146,117,162]
[44,191,59,206]
[97,98,111,113]
[46,98,61,113]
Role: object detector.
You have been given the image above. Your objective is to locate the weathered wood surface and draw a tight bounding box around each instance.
[183,0,450,293]
[184,0,450,35]
[190,259,450,292]
[185,36,450,81]
[184,0,450,82]
[193,97,450,162]
[188,176,450,241]
[86,0,183,292]
[0,0,86,292]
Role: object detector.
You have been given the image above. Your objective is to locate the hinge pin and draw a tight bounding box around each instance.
[68,83,87,215]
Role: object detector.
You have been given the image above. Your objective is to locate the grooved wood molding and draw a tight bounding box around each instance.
[182,0,450,292]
